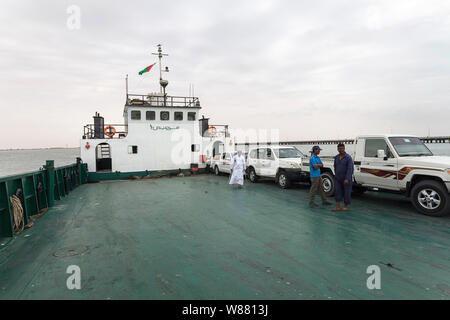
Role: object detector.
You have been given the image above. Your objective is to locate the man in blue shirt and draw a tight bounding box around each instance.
[309,146,332,206]
[332,143,354,211]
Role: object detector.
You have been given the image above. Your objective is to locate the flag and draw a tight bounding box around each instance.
[139,63,156,75]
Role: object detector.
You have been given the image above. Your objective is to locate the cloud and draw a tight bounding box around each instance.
[0,0,449,148]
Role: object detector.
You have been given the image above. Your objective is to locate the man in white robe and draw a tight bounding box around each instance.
[229,150,246,188]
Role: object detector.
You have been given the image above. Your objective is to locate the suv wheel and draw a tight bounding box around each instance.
[248,167,258,183]
[214,166,220,176]
[411,180,450,217]
[277,171,291,189]
[321,172,335,197]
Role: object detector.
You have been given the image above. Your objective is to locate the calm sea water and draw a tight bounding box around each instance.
[0,148,80,178]
[0,144,449,179]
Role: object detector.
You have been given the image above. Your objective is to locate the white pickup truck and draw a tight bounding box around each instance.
[246,135,450,217]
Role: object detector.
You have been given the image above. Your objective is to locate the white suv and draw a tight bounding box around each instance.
[211,152,235,175]
[246,146,310,188]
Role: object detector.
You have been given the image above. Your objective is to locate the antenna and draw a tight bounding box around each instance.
[189,83,194,97]
[151,44,169,94]
[125,74,128,101]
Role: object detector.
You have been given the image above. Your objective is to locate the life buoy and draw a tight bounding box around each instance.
[208,126,217,136]
[85,142,90,149]
[104,126,116,137]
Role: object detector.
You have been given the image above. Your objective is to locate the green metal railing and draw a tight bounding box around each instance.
[0,160,88,238]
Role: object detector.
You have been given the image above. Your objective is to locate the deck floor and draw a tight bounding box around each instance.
[0,174,449,299]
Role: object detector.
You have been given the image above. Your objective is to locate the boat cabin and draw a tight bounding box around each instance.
[80,46,233,175]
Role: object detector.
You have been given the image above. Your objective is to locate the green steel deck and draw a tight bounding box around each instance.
[0,175,449,299]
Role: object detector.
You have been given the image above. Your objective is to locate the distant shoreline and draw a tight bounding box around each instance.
[0,147,80,151]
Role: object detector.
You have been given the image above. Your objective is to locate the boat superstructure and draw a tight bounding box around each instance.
[80,45,233,176]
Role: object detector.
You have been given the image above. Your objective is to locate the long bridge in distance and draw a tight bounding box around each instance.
[235,136,450,147]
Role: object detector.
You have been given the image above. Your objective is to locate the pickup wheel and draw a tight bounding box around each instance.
[411,180,450,217]
[277,171,291,189]
[321,172,335,197]
[214,166,220,176]
[248,167,258,183]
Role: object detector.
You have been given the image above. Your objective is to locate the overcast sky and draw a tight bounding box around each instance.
[1,0,449,148]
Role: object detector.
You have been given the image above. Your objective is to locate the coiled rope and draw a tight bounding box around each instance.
[10,195,24,234]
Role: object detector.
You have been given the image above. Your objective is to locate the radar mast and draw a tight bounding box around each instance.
[152,44,170,105]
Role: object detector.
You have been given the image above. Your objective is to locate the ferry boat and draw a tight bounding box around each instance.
[0,46,449,301]
[80,45,234,179]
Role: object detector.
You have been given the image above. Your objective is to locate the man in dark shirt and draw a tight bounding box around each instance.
[332,143,354,211]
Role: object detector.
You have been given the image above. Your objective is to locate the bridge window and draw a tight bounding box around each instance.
[131,110,141,120]
[191,144,200,152]
[160,111,170,121]
[128,145,138,154]
[146,111,155,120]
[188,112,196,121]
[174,112,183,121]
